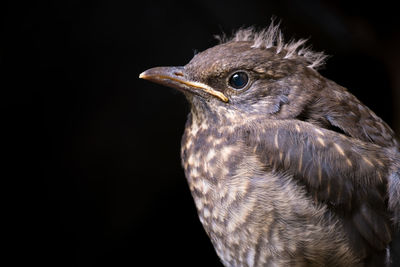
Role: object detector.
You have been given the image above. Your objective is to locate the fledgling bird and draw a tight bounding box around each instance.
[140,23,400,266]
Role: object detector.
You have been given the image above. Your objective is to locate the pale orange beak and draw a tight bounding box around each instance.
[139,66,228,103]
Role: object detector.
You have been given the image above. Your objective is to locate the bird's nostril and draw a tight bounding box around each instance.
[174,71,184,77]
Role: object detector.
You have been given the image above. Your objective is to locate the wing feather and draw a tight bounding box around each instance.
[242,119,396,252]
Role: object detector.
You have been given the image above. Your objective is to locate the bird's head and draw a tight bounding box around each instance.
[140,24,328,122]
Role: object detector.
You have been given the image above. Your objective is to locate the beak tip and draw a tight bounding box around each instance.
[139,72,147,79]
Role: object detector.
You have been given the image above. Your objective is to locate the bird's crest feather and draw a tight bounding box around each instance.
[216,22,328,69]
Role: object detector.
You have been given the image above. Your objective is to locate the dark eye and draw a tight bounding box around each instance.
[229,72,248,89]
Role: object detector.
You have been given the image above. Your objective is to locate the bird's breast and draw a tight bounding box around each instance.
[181,118,245,218]
[180,117,297,265]
[180,118,260,260]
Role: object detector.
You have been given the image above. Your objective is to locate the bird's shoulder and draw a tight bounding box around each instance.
[306,80,398,148]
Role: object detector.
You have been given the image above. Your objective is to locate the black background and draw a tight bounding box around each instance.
[3,0,400,266]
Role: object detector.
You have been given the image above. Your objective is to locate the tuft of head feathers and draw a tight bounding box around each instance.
[216,22,328,70]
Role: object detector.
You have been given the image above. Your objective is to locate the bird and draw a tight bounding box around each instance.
[139,23,400,266]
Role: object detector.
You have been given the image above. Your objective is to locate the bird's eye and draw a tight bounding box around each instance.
[229,72,249,89]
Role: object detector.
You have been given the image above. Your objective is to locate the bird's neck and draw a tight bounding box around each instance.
[189,97,247,126]
[189,97,218,123]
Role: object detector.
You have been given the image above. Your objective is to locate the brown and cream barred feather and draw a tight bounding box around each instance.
[141,21,400,266]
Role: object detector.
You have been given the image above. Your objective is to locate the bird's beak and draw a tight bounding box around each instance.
[139,66,228,102]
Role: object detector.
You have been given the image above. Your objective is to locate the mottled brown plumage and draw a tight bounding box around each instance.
[140,24,400,266]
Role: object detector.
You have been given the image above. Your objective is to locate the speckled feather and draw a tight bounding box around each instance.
[142,23,400,266]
